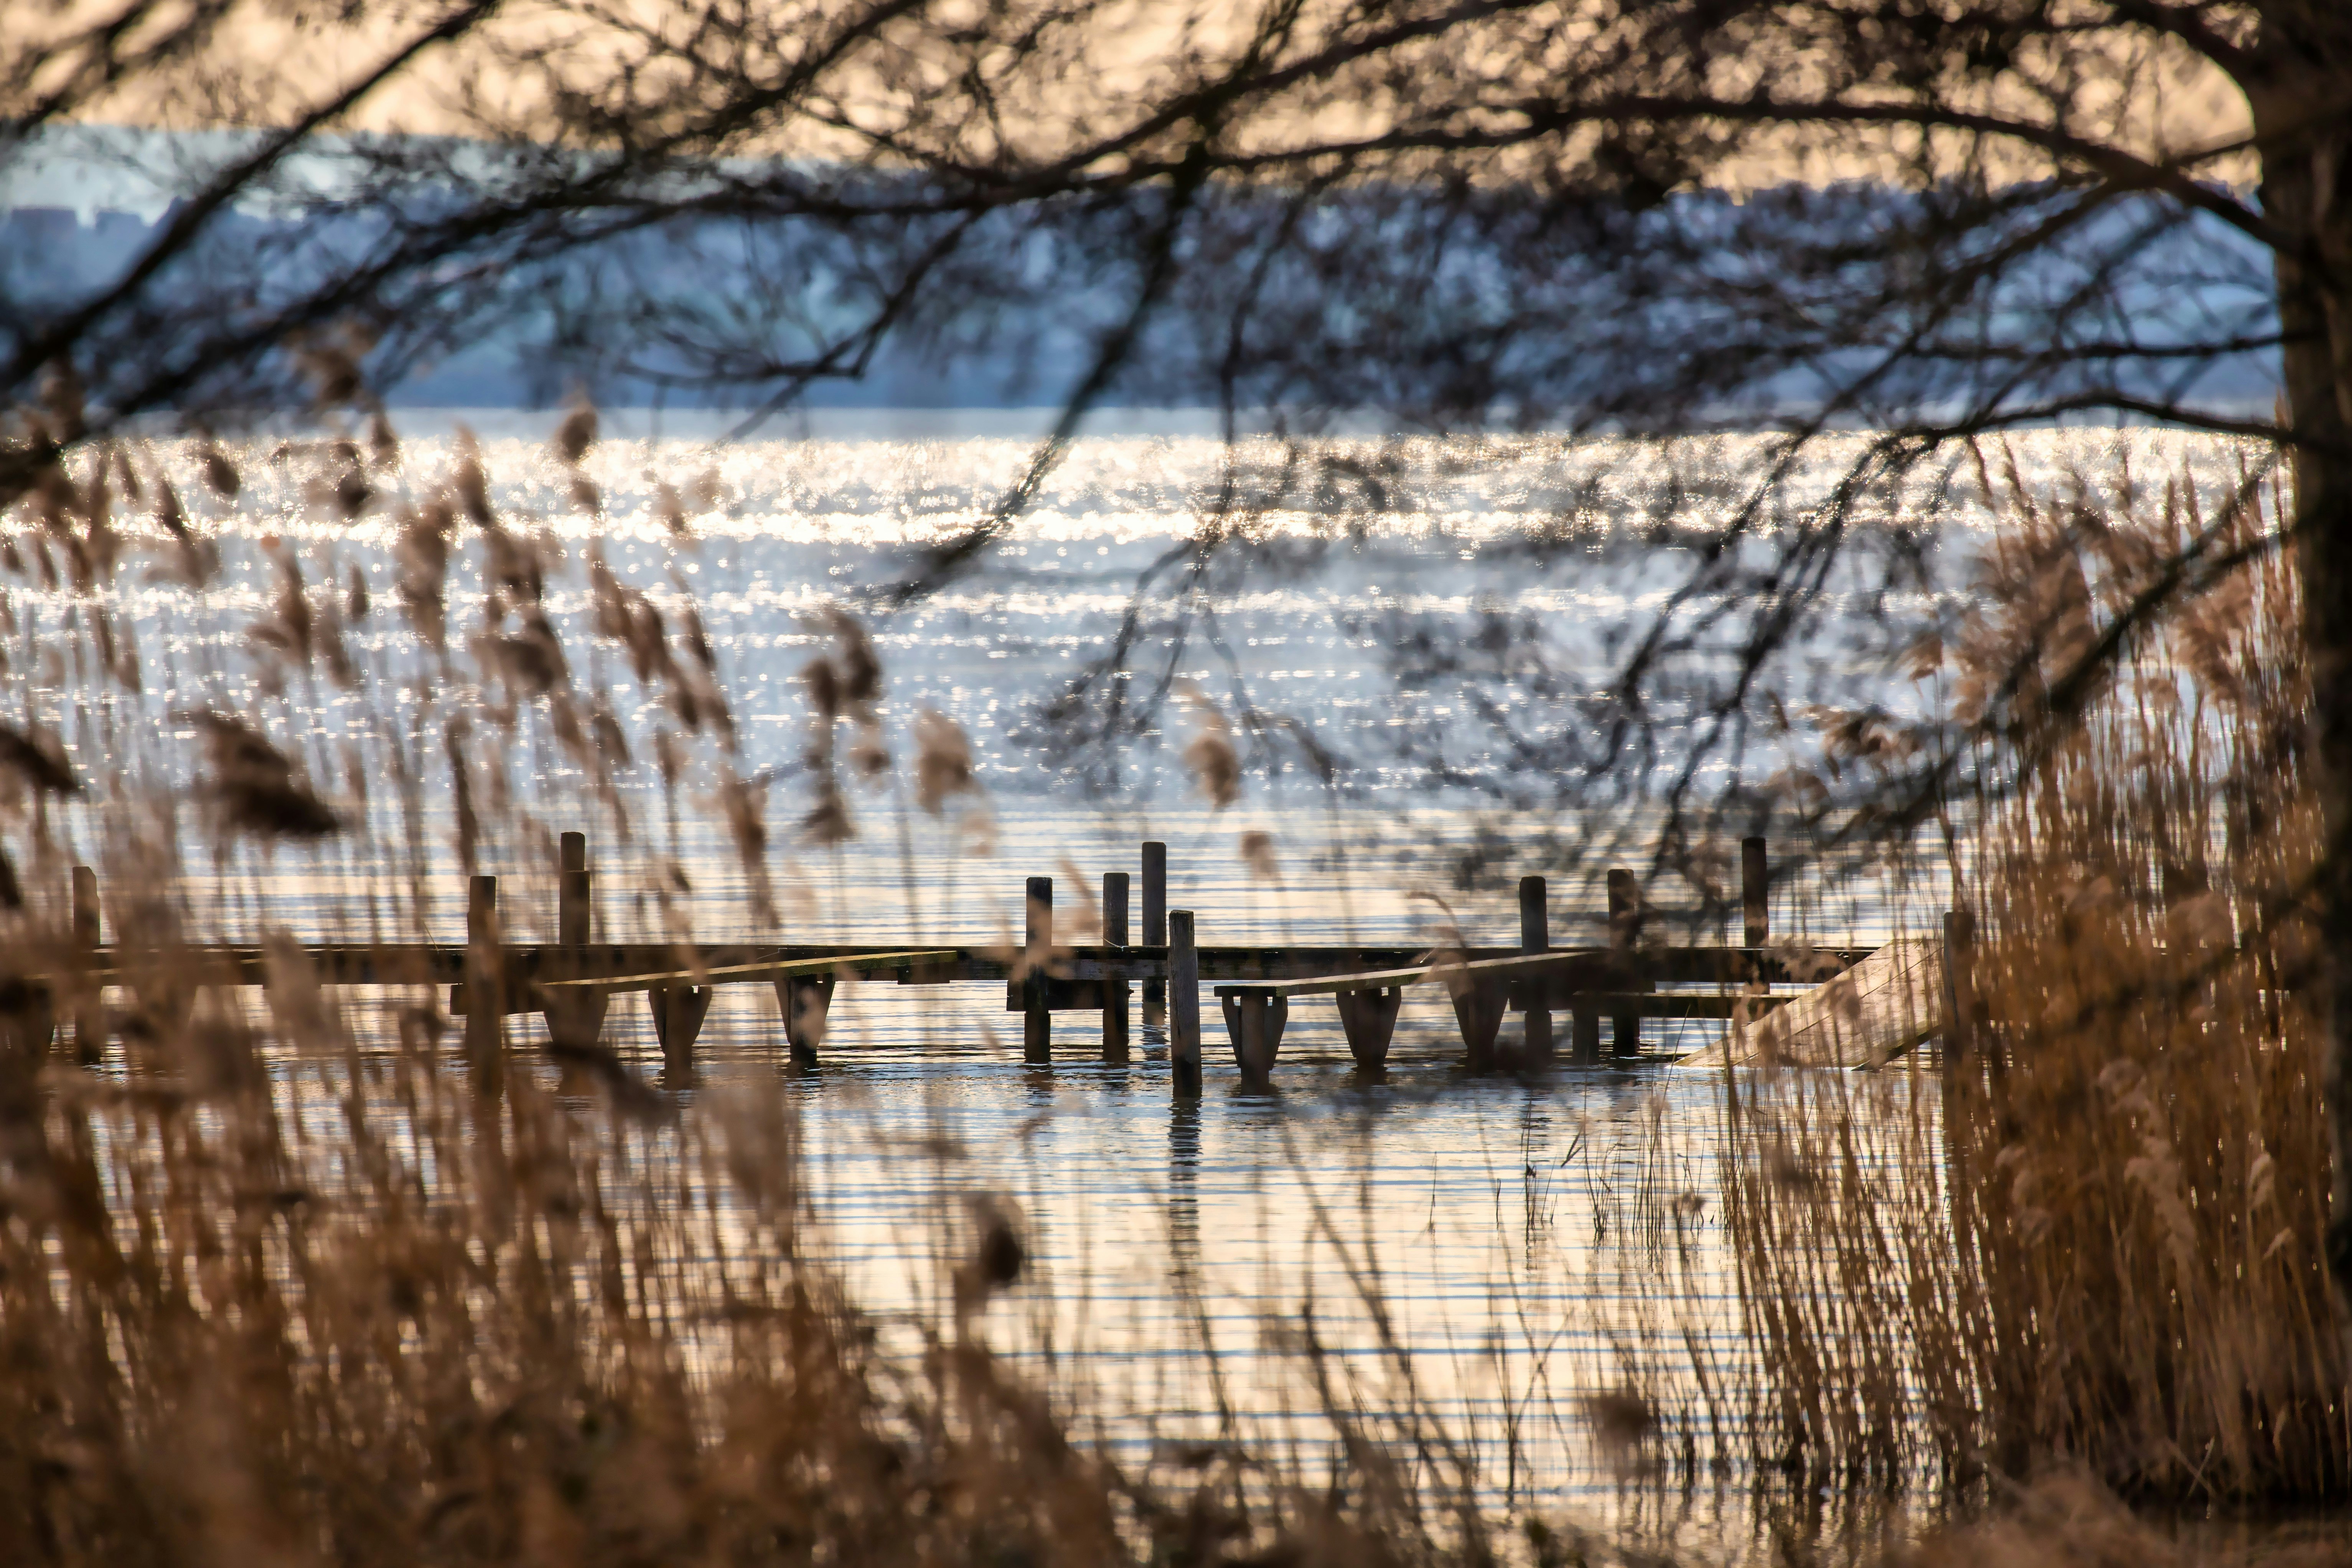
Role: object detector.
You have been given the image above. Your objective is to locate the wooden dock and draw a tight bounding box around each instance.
[8,834,1951,1087]
[1671,937,1945,1073]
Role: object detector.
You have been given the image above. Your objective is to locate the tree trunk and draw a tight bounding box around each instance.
[2256,27,2352,1340]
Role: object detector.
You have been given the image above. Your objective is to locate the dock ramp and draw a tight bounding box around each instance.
[1673,937,1943,1072]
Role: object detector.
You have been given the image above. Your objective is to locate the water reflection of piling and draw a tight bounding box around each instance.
[1167,1092,1201,1269]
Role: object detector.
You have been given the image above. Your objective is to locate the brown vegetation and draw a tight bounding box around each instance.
[1727,458,2349,1505]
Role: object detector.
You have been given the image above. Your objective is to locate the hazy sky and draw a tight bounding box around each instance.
[13,0,2256,194]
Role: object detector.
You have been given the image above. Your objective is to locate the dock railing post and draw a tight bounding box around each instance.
[70,865,101,1065]
[1141,841,1167,1026]
[1742,836,1770,956]
[465,873,506,1095]
[1518,875,1552,1066]
[1103,871,1131,1063]
[1608,868,1644,1058]
[1024,876,1052,1063]
[1168,909,1199,1093]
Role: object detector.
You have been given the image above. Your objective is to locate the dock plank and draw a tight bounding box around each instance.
[1673,938,1942,1072]
[1210,948,1610,1000]
[537,949,961,996]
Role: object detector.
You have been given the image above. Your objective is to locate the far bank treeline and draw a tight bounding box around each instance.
[0,132,2278,420]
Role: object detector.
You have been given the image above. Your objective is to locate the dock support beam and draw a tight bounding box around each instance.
[1221,993,1286,1083]
[1519,875,1552,1066]
[649,984,712,1074]
[776,974,833,1063]
[1168,909,1199,1093]
[1451,976,1507,1070]
[1103,872,1131,1063]
[1336,975,1403,1070]
[1141,841,1167,1026]
[1024,876,1052,1063]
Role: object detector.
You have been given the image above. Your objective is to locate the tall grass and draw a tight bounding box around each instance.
[5,401,2340,1562]
[1727,453,2349,1504]
[0,412,1654,1564]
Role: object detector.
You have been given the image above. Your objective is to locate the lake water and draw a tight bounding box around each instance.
[28,418,2259,1554]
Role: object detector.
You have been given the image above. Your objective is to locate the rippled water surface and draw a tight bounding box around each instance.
[36,420,2255,1551]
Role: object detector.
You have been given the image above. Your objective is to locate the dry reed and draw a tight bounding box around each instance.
[1727,454,2349,1505]
[0,415,1504,1567]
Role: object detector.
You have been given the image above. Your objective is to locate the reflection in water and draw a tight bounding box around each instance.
[1167,1093,1202,1274]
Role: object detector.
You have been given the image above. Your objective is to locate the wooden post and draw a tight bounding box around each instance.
[1024,876,1052,1063]
[1519,875,1552,1065]
[1168,908,1200,1093]
[559,831,590,946]
[70,865,101,1065]
[1608,868,1643,1058]
[1742,836,1770,951]
[545,832,606,1054]
[1103,871,1131,1063]
[71,865,99,948]
[1142,841,1167,1026]
[1942,908,1978,1062]
[465,874,505,1093]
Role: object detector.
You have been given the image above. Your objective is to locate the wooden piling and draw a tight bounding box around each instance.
[1572,1000,1602,1063]
[1742,836,1770,950]
[71,865,99,949]
[1103,871,1131,1063]
[70,865,101,1065]
[1518,875,1552,1065]
[465,874,505,1092]
[1942,908,1978,1062]
[1024,876,1052,1063]
[1607,868,1643,1058]
[559,831,591,947]
[545,832,607,1054]
[1168,908,1200,1093]
[1141,841,1167,1026]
